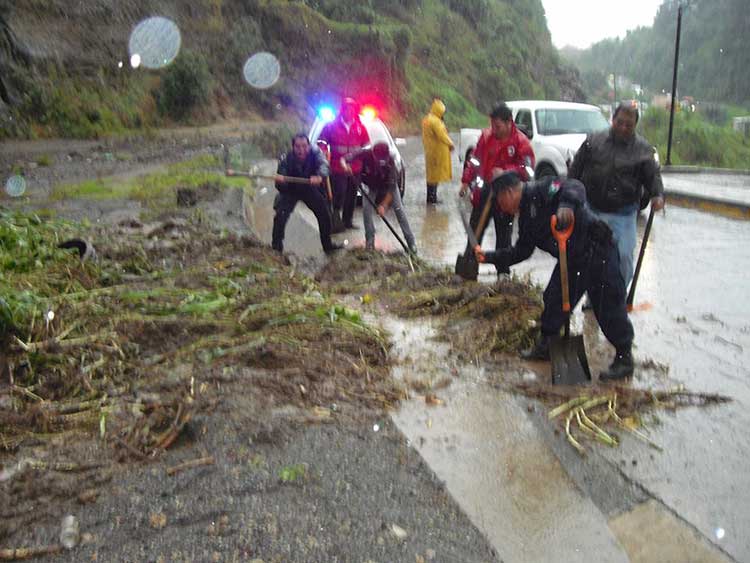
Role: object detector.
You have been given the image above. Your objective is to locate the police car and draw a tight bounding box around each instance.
[308,105,407,197]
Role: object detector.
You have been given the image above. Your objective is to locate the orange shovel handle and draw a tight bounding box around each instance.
[550,215,575,313]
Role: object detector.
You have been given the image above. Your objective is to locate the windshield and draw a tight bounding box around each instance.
[535,109,609,136]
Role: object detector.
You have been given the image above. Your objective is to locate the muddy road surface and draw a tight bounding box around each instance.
[248,134,750,561]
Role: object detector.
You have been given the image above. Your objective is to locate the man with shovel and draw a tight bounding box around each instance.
[271,133,343,255]
[460,102,535,275]
[475,172,635,381]
[349,142,417,254]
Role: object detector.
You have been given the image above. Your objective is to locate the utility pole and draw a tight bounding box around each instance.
[613,73,617,109]
[666,4,683,166]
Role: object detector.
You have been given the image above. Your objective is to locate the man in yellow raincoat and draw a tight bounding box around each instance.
[421,98,454,204]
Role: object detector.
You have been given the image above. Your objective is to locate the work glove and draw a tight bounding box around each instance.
[555,207,574,231]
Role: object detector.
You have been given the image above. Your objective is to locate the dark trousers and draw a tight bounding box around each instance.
[271,188,334,252]
[541,239,634,352]
[330,173,360,227]
[469,185,513,274]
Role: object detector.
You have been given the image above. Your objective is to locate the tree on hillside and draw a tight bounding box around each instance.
[565,0,750,106]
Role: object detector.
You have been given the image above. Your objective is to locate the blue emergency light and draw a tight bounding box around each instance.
[318,106,335,123]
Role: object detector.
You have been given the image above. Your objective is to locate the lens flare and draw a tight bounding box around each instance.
[128,17,181,70]
[4,175,26,197]
[243,52,281,90]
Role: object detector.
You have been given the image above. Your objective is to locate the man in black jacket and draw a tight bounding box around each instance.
[272,133,342,254]
[569,101,665,289]
[475,172,635,381]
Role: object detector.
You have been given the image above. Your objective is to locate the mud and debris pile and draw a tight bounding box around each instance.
[512,382,731,455]
[0,210,403,459]
[317,249,544,358]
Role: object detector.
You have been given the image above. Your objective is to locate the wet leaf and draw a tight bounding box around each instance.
[149,512,167,529]
[425,393,443,406]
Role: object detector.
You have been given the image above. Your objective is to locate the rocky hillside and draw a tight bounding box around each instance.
[0,0,585,139]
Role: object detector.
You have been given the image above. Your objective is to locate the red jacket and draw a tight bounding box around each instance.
[462,123,535,206]
[319,117,370,175]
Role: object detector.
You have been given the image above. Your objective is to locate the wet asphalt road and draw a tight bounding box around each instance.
[248,135,750,561]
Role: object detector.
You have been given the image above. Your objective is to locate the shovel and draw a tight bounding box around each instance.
[626,205,656,312]
[549,215,591,385]
[455,186,494,280]
[358,186,416,273]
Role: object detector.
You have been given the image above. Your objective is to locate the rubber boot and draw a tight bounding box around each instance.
[427,184,442,205]
[600,349,634,381]
[521,334,550,361]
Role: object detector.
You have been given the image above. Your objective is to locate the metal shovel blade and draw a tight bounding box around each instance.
[455,244,479,280]
[549,334,591,385]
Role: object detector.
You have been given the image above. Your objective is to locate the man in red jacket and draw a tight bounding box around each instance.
[459,102,535,274]
[319,97,371,233]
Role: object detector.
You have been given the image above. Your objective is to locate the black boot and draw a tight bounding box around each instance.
[600,349,634,381]
[521,334,550,361]
[426,185,442,205]
[324,242,344,255]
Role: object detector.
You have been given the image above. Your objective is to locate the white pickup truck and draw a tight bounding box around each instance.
[458,100,610,178]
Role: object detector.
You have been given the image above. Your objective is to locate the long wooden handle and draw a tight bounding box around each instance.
[474,188,495,241]
[225,169,312,184]
[550,215,574,313]
[627,205,656,309]
[559,242,570,313]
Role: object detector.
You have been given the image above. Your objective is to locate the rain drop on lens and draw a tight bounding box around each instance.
[4,175,26,197]
[243,52,281,90]
[128,17,181,69]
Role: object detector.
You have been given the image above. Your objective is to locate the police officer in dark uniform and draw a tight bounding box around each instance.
[475,172,635,381]
[345,142,417,253]
[272,133,342,254]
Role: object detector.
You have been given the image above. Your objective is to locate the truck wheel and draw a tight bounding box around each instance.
[535,163,557,179]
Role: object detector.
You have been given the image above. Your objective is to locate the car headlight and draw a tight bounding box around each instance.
[653,147,661,167]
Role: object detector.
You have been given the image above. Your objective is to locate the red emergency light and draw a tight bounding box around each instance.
[360,105,377,121]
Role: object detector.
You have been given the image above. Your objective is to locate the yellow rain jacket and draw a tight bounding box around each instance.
[421,99,454,184]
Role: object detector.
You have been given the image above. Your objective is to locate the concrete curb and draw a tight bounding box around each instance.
[661,165,750,176]
[664,189,750,220]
